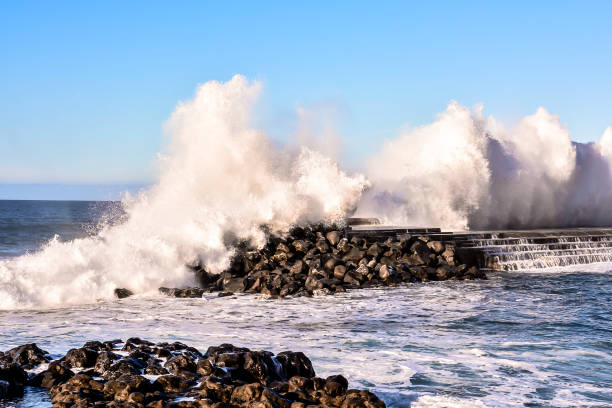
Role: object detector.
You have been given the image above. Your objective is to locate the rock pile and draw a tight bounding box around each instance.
[0,338,385,408]
[155,224,485,299]
[0,343,50,398]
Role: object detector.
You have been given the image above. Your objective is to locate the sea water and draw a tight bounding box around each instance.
[0,201,611,408]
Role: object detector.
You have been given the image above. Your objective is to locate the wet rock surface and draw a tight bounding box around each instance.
[160,224,485,299]
[0,338,386,408]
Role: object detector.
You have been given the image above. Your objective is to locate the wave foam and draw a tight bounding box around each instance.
[0,75,367,309]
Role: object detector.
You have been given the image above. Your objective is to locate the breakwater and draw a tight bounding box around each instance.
[347,220,612,271]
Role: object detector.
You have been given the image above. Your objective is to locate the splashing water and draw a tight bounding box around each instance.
[356,103,612,230]
[0,75,367,310]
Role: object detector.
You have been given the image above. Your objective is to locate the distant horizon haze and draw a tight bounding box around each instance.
[0,183,148,201]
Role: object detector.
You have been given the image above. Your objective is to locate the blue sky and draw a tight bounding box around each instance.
[1,1,611,199]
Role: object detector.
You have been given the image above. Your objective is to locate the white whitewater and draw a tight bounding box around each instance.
[0,76,367,310]
[357,104,612,231]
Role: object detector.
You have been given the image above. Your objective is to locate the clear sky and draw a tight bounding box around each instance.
[1,1,611,199]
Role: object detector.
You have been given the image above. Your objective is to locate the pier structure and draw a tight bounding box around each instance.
[346,218,612,270]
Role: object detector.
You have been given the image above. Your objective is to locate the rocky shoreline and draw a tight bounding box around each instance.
[0,339,385,408]
[139,224,486,300]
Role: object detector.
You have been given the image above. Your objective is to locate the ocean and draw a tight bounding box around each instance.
[0,200,611,407]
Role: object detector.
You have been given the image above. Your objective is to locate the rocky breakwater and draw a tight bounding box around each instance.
[157,225,486,299]
[0,338,385,408]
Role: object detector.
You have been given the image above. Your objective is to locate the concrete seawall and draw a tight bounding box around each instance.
[346,219,612,270]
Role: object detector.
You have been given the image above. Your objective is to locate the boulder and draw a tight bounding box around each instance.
[223,277,247,293]
[104,374,151,401]
[50,373,104,404]
[426,240,444,254]
[378,265,391,280]
[333,265,347,280]
[231,383,263,403]
[343,247,363,263]
[0,363,27,397]
[275,351,315,379]
[292,240,312,253]
[304,276,323,292]
[2,343,50,369]
[164,354,197,379]
[289,260,307,275]
[63,347,99,368]
[29,361,74,388]
[153,375,192,394]
[114,288,133,299]
[325,231,342,247]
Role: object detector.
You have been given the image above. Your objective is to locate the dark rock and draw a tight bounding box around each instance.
[325,374,349,395]
[231,383,263,403]
[326,231,342,247]
[114,288,133,299]
[354,264,369,280]
[366,243,383,258]
[2,338,386,408]
[164,354,197,379]
[378,265,391,280]
[304,276,323,292]
[146,224,482,300]
[343,247,364,263]
[464,266,487,280]
[410,240,432,263]
[2,343,50,369]
[316,240,330,253]
[275,351,315,379]
[199,375,234,402]
[323,257,337,274]
[63,347,98,368]
[159,287,206,298]
[240,351,278,384]
[196,359,228,378]
[29,361,74,388]
[290,260,307,275]
[441,245,455,264]
[333,265,347,280]
[0,363,27,397]
[343,271,361,286]
[427,240,444,254]
[222,277,246,293]
[292,240,312,253]
[276,242,291,253]
[194,267,217,288]
[49,373,104,404]
[153,374,192,394]
[343,389,386,408]
[94,351,120,374]
[260,387,291,408]
[435,265,454,280]
[280,282,299,297]
[104,374,151,401]
[103,358,143,380]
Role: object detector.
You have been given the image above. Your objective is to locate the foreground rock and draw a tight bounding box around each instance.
[158,224,485,299]
[1,339,385,408]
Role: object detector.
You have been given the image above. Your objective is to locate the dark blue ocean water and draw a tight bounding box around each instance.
[0,200,611,407]
[0,200,121,258]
